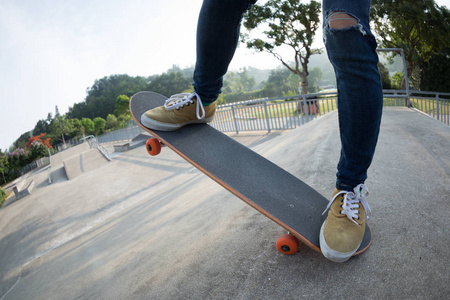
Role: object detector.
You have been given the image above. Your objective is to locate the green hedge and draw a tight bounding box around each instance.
[0,187,6,207]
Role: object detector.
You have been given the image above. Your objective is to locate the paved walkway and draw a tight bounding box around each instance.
[0,107,449,299]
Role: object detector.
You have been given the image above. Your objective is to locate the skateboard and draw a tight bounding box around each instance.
[130,91,371,257]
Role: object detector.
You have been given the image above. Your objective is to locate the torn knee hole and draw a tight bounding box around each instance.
[328,12,358,29]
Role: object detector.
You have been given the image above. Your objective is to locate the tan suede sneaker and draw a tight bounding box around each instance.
[319,184,371,263]
[141,92,216,131]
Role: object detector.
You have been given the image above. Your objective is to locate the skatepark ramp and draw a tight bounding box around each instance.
[49,142,90,167]
[47,142,110,182]
[63,148,110,180]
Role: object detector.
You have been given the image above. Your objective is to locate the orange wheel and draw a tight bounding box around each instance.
[146,138,161,156]
[276,234,299,255]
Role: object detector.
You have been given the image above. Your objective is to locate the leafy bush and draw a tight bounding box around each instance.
[0,187,6,207]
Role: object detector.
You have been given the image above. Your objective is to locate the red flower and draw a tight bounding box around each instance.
[27,133,52,149]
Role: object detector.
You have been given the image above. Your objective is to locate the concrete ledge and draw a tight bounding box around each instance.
[114,143,130,152]
[12,180,35,200]
[129,139,147,150]
[131,132,151,141]
[112,139,147,153]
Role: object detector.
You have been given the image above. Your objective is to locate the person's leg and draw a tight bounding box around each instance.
[320,0,383,262]
[194,0,258,103]
[141,0,257,131]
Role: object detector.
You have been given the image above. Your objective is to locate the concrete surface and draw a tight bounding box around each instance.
[0,107,449,299]
[49,143,90,167]
[63,149,110,180]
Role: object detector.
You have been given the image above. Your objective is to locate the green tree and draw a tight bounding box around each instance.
[12,131,32,151]
[223,68,256,94]
[68,102,87,119]
[148,71,191,97]
[32,119,50,136]
[262,68,292,96]
[55,105,61,118]
[378,62,392,90]
[306,66,323,93]
[167,65,195,80]
[28,140,48,161]
[0,152,7,184]
[391,72,404,90]
[70,118,83,137]
[242,0,322,94]
[105,114,119,131]
[0,187,6,205]
[93,117,106,135]
[50,116,72,145]
[6,148,29,175]
[420,47,450,92]
[371,0,450,88]
[114,94,130,116]
[81,118,95,135]
[68,74,148,119]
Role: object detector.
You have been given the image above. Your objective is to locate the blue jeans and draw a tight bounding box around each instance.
[193,0,257,103]
[193,0,383,192]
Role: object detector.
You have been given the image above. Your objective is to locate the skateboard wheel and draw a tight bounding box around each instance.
[146,138,161,156]
[276,234,299,255]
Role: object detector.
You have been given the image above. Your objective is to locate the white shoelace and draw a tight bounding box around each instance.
[322,184,372,225]
[163,92,206,120]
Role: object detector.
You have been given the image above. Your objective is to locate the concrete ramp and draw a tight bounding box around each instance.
[49,142,90,167]
[47,143,91,184]
[63,149,110,180]
[49,166,69,183]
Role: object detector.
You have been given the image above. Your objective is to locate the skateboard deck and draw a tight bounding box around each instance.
[130,91,371,256]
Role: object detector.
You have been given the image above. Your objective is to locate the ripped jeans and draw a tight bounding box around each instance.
[322,0,383,191]
[193,0,383,191]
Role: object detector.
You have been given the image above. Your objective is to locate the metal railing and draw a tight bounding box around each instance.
[87,137,111,161]
[408,91,450,126]
[212,93,338,134]
[210,90,450,133]
[382,90,450,126]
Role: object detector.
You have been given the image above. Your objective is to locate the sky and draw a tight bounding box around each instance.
[1,0,449,151]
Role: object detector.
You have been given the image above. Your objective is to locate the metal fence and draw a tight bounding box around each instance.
[18,157,50,176]
[211,93,338,134]
[409,91,450,126]
[211,90,450,133]
[382,90,450,126]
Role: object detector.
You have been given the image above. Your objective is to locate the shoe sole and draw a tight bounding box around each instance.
[141,115,215,131]
[319,222,361,263]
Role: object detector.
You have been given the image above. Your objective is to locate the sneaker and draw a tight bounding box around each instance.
[141,92,217,131]
[319,184,371,263]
